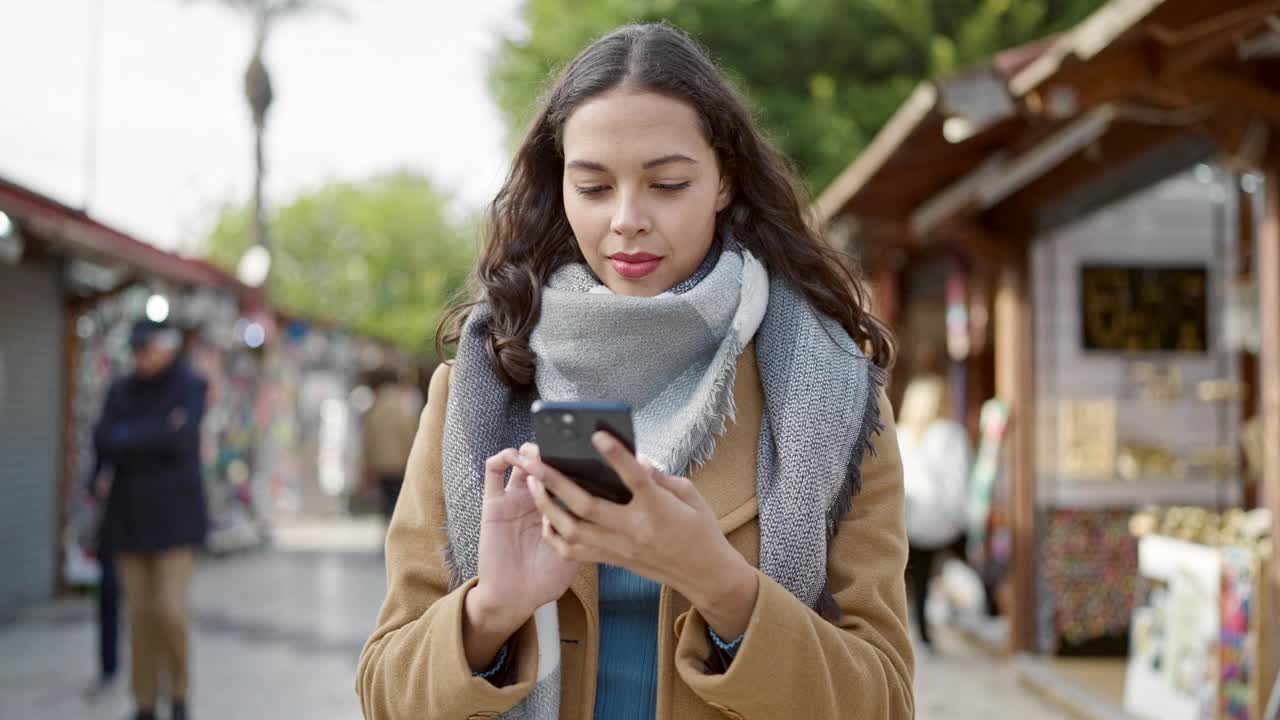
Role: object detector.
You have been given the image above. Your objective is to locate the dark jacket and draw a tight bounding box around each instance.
[94,358,210,553]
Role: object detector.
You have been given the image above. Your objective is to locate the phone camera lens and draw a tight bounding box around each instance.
[560,426,576,439]
[560,413,575,425]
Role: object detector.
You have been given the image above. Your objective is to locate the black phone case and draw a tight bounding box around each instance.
[531,400,635,504]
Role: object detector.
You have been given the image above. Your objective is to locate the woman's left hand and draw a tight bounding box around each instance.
[520,432,759,640]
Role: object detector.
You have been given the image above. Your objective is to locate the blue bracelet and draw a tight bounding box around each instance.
[473,643,508,680]
[708,626,745,655]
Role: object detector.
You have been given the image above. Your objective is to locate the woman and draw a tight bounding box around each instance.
[898,374,972,650]
[357,23,913,719]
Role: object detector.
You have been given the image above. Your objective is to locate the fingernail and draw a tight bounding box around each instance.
[593,432,616,451]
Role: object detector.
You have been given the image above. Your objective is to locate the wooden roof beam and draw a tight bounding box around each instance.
[1154,1,1280,78]
[939,221,1015,265]
[1025,49,1155,119]
[988,123,1195,232]
[1146,0,1280,46]
[917,106,1118,239]
[1024,7,1278,119]
[1180,69,1280,127]
[814,84,938,224]
[1010,0,1168,98]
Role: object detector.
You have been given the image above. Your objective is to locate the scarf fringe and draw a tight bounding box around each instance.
[816,360,887,620]
[443,538,464,592]
[672,339,743,473]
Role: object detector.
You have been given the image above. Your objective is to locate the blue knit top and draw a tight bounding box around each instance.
[474,565,742,717]
[594,565,662,718]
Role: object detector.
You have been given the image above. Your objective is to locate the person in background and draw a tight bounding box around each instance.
[94,319,209,720]
[898,373,972,650]
[362,368,419,525]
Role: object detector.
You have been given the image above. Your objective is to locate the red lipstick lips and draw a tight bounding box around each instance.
[608,251,663,279]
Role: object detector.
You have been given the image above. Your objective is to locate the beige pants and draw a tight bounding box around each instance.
[117,548,194,709]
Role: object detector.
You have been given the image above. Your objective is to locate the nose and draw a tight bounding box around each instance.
[610,189,651,238]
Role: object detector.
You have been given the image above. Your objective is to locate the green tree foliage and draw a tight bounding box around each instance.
[490,0,1105,192]
[201,172,476,355]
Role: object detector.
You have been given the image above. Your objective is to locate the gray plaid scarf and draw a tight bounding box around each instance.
[441,242,884,718]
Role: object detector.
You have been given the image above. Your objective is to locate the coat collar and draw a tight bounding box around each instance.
[691,344,762,534]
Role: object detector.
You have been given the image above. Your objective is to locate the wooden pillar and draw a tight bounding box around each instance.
[995,243,1037,653]
[1237,179,1259,508]
[1258,165,1280,679]
[55,299,82,595]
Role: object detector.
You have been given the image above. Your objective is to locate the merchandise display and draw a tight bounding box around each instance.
[1041,509,1139,646]
[1122,512,1273,720]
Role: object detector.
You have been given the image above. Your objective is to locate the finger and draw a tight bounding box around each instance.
[541,516,581,561]
[529,474,609,545]
[592,432,655,497]
[544,513,656,576]
[542,514,602,563]
[644,460,701,506]
[507,463,529,492]
[527,473,575,526]
[526,458,611,522]
[542,514,628,568]
[483,449,520,498]
[508,444,540,491]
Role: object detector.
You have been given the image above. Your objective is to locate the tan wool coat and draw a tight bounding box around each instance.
[356,347,915,719]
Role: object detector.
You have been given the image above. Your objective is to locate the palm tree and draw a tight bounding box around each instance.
[190,0,346,286]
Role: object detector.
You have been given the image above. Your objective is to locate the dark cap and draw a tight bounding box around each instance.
[128,319,175,349]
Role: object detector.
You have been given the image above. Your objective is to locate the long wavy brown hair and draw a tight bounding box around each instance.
[438,22,894,388]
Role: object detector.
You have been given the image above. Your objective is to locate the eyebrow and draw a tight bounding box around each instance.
[564,153,698,172]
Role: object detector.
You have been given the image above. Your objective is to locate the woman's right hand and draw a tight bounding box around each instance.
[463,443,578,670]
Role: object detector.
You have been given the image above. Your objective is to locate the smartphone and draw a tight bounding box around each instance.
[530,400,635,504]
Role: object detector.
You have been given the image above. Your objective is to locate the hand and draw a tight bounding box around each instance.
[167,407,188,430]
[523,433,759,640]
[94,477,111,503]
[463,443,578,670]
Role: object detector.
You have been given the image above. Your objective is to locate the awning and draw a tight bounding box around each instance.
[0,176,237,289]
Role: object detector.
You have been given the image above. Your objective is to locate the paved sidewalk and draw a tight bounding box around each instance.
[0,548,384,720]
[914,625,1072,719]
[0,520,1070,719]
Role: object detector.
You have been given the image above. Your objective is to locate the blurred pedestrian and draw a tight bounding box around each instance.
[899,374,972,650]
[358,23,912,720]
[94,319,209,720]
[362,369,418,525]
[83,454,121,701]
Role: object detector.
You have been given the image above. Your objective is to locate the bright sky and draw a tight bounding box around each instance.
[0,0,522,254]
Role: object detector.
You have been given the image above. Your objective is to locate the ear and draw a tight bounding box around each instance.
[715,175,733,213]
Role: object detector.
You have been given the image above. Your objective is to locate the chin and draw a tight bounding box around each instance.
[611,274,670,297]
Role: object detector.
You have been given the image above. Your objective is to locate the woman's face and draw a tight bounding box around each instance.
[561,89,731,297]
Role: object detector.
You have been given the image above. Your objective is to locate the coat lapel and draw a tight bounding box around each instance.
[690,345,762,535]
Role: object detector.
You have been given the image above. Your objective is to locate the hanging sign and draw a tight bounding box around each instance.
[1080,265,1209,353]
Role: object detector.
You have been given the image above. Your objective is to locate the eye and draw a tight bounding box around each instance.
[653,182,691,192]
[575,185,610,196]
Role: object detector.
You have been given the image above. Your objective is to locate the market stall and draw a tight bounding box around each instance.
[815,0,1280,713]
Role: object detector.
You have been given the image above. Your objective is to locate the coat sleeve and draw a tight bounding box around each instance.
[673,388,915,719]
[356,363,541,719]
[94,377,207,460]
